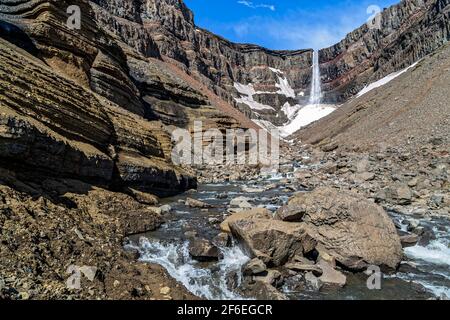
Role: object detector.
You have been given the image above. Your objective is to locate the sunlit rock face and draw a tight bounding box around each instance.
[91,0,313,127]
[92,0,450,133]
[0,0,198,196]
[320,0,450,103]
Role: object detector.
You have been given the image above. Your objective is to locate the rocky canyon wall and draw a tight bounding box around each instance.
[91,0,450,127]
[320,0,450,103]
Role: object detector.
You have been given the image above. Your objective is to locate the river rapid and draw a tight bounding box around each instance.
[125,172,450,300]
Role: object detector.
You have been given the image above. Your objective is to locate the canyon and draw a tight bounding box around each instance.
[0,0,449,300]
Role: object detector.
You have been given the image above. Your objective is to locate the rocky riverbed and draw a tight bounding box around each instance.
[126,142,450,300]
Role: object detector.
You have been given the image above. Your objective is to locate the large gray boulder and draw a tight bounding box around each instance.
[229,218,317,267]
[289,187,403,270]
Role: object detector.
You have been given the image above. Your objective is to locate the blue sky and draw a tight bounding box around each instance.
[184,0,399,50]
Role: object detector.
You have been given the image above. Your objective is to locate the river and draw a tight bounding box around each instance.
[126,172,450,300]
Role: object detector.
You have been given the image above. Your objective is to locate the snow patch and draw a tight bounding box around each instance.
[275,76,296,98]
[356,61,419,98]
[279,104,336,137]
[269,67,283,75]
[281,102,301,120]
[233,83,275,111]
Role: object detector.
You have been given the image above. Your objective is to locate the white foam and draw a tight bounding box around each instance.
[405,240,450,266]
[356,61,419,98]
[129,238,250,300]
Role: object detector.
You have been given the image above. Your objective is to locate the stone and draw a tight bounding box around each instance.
[160,287,171,295]
[304,272,323,291]
[356,172,375,182]
[254,270,283,287]
[185,198,211,208]
[159,204,172,214]
[288,187,402,270]
[129,189,159,205]
[317,260,346,287]
[354,158,370,173]
[275,198,306,222]
[285,263,323,277]
[229,218,317,267]
[386,184,413,205]
[400,234,420,248]
[229,196,253,207]
[188,239,219,261]
[243,258,267,275]
[79,266,97,282]
[184,231,198,239]
[220,208,271,233]
[321,142,338,152]
[212,232,231,247]
[321,162,338,174]
[408,177,419,187]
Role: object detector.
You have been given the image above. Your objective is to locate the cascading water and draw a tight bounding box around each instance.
[309,50,322,106]
[126,238,251,300]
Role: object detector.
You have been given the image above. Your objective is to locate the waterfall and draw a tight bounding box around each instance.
[309,50,322,106]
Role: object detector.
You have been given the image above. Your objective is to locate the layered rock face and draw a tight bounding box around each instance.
[0,0,205,299]
[90,0,450,128]
[90,0,313,126]
[1,0,265,195]
[320,0,450,103]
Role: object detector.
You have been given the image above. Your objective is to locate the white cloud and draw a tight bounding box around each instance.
[220,2,378,50]
[237,1,275,11]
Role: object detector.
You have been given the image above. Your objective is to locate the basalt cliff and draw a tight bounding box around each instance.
[92,0,450,125]
[0,0,450,300]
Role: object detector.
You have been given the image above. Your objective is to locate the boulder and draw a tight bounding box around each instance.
[185,198,211,208]
[317,260,346,287]
[212,232,231,247]
[400,234,420,248]
[284,263,323,277]
[286,187,402,270]
[229,218,317,267]
[129,188,159,205]
[385,183,413,205]
[243,258,267,276]
[159,204,172,214]
[188,239,219,261]
[274,196,307,222]
[220,208,271,233]
[229,196,253,207]
[254,270,283,287]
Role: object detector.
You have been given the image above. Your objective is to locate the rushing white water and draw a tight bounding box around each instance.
[127,238,251,300]
[309,50,322,105]
[405,239,450,266]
